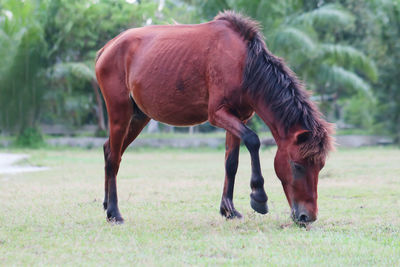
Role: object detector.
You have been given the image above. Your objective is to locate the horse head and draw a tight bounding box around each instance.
[273,126,333,226]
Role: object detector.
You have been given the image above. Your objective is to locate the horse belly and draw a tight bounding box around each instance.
[144,89,209,126]
[131,67,210,126]
[129,39,210,126]
[133,84,209,126]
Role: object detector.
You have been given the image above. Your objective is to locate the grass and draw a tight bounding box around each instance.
[0,146,399,266]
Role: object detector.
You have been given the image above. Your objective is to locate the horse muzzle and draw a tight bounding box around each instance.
[291,203,317,226]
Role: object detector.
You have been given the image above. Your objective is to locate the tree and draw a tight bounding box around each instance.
[50,61,106,133]
[0,0,161,139]
[272,4,377,123]
[0,0,48,140]
[324,0,400,139]
[42,0,160,132]
[366,0,400,140]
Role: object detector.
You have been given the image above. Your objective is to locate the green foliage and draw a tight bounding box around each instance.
[339,93,376,130]
[319,44,378,82]
[247,115,266,134]
[44,0,159,64]
[293,4,355,32]
[14,127,44,148]
[274,27,316,55]
[0,0,162,140]
[367,0,400,141]
[95,128,108,138]
[320,65,372,98]
[52,62,96,81]
[0,0,48,132]
[271,4,377,114]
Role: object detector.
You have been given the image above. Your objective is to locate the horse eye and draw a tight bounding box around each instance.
[289,161,305,179]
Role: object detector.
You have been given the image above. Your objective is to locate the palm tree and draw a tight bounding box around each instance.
[270,4,378,120]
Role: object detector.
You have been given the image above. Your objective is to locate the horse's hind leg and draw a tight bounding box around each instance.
[220,131,242,219]
[102,96,149,222]
[120,98,150,155]
[103,140,111,210]
[103,101,131,223]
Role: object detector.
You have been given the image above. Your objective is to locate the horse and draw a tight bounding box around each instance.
[95,11,334,226]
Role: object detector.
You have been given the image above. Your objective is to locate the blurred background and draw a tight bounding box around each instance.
[0,0,399,148]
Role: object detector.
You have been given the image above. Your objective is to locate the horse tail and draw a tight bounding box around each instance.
[95,47,105,63]
[95,30,128,63]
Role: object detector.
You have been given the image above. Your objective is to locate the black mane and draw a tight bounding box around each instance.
[215,11,334,161]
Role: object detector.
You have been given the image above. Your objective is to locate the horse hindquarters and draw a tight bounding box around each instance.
[96,47,149,223]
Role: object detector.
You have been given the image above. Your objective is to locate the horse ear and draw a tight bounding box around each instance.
[294,130,311,145]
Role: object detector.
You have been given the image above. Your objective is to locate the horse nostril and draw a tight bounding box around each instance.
[298,213,309,222]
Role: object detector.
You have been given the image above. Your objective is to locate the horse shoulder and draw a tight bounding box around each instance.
[205,22,248,111]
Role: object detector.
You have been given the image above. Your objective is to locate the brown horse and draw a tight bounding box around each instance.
[95,11,334,225]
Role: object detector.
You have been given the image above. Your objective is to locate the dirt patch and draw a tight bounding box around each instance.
[0,153,48,175]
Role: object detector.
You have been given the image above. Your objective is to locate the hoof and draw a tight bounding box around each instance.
[220,198,243,219]
[295,221,307,228]
[107,216,124,224]
[220,207,243,219]
[250,197,268,214]
[106,208,124,224]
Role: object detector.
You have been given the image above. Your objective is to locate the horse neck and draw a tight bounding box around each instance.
[252,97,288,145]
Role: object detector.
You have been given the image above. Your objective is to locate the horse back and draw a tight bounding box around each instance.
[96,21,248,125]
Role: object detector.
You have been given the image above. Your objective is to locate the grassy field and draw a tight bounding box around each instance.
[0,146,399,266]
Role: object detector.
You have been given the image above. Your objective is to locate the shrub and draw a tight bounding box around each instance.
[15,127,44,148]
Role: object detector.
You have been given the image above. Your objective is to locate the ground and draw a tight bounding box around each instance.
[0,146,399,266]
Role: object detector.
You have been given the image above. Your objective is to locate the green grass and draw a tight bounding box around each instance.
[1,146,399,266]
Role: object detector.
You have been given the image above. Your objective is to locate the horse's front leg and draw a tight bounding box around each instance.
[210,107,268,215]
[220,131,242,219]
